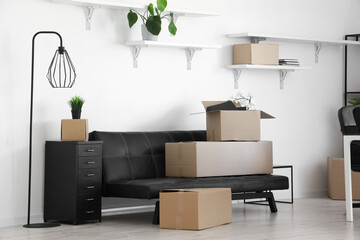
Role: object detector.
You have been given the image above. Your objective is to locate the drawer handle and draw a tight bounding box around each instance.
[86,198,95,201]
[87,161,95,164]
[86,149,95,152]
[86,211,95,214]
[87,173,95,177]
[86,186,95,189]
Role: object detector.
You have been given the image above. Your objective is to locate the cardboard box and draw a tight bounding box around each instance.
[61,119,89,141]
[160,188,232,230]
[166,141,273,177]
[233,44,279,65]
[328,157,360,200]
[202,101,274,141]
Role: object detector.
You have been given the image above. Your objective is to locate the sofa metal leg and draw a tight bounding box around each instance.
[267,192,278,213]
[152,201,159,225]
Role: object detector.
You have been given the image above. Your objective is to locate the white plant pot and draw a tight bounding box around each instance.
[141,24,158,41]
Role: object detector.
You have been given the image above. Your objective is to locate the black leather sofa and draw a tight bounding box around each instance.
[89,130,289,223]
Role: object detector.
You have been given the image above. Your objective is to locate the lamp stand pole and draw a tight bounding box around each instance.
[23,31,63,228]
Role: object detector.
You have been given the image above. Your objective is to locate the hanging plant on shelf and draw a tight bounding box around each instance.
[127,0,177,40]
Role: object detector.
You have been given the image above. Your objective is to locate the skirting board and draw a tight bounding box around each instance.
[0,190,328,228]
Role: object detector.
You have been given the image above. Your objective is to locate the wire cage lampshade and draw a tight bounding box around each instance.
[46,46,76,88]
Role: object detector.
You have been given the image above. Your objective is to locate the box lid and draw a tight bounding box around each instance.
[160,188,230,193]
[201,101,275,119]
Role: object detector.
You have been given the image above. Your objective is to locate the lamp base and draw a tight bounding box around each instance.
[23,222,60,228]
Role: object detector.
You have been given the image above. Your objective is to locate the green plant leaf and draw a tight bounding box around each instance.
[146,15,162,35]
[349,97,360,105]
[155,8,160,16]
[157,0,167,12]
[68,96,85,110]
[349,100,356,105]
[127,10,138,28]
[148,3,154,16]
[168,20,177,35]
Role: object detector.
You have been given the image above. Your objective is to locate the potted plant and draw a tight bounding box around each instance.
[68,96,85,119]
[127,0,177,41]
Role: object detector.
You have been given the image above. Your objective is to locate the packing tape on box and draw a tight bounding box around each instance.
[178,143,183,176]
[175,192,184,229]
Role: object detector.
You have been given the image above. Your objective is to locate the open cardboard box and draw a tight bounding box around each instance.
[159,188,232,230]
[202,101,274,141]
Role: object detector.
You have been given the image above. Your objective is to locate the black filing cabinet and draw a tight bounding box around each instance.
[44,141,103,225]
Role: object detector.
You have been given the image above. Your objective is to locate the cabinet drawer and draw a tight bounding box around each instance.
[77,194,101,209]
[78,157,101,169]
[77,181,101,196]
[78,169,101,182]
[77,208,101,223]
[78,144,102,157]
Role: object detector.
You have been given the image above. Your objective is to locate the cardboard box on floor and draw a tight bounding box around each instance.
[233,43,279,65]
[328,157,360,200]
[166,141,273,177]
[160,188,232,230]
[61,119,89,141]
[202,101,274,141]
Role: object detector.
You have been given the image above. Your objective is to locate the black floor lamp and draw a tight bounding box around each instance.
[23,31,76,228]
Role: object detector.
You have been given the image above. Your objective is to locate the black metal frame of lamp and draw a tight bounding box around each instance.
[23,31,76,228]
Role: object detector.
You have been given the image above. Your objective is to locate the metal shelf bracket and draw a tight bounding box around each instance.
[232,69,242,89]
[279,70,294,90]
[130,46,142,68]
[85,6,96,31]
[186,48,198,70]
[314,43,327,63]
[250,37,266,44]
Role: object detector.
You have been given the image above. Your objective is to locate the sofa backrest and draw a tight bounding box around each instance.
[89,130,206,184]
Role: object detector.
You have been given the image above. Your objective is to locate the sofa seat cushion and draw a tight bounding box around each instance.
[105,174,289,199]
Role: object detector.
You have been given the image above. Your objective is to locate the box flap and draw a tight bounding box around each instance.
[202,101,274,119]
[260,111,275,119]
[202,101,227,110]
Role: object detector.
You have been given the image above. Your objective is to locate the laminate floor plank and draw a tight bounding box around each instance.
[1,198,360,240]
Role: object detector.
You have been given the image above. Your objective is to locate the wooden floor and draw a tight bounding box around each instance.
[1,198,360,240]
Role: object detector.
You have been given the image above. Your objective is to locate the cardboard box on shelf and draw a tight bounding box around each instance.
[166,141,273,177]
[202,101,274,141]
[233,43,279,65]
[160,188,232,230]
[328,157,360,200]
[61,119,89,141]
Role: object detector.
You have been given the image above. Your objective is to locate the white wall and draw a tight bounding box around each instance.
[1,0,360,227]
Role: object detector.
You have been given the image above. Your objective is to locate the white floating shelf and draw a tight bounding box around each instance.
[227,32,360,63]
[227,64,311,90]
[125,41,221,70]
[51,0,218,30]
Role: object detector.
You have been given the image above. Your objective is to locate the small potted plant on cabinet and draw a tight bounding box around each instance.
[127,0,177,40]
[68,96,85,119]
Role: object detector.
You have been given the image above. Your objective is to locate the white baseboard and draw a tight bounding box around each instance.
[0,215,42,229]
[0,190,329,228]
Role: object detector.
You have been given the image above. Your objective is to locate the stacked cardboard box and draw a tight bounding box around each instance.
[160,188,232,230]
[162,101,275,230]
[165,101,274,177]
